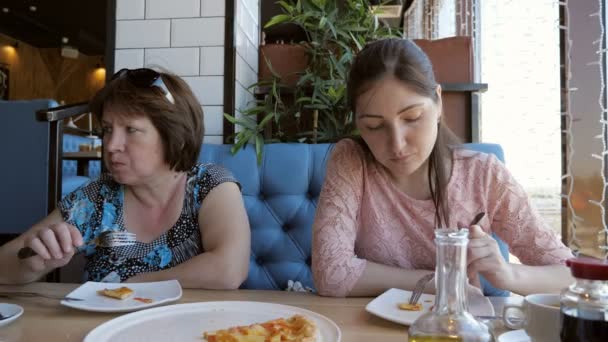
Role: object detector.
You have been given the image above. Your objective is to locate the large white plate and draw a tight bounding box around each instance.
[0,303,23,327]
[84,301,341,342]
[60,280,182,313]
[365,288,495,325]
[498,329,530,342]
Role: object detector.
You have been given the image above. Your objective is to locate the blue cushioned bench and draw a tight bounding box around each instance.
[199,142,510,296]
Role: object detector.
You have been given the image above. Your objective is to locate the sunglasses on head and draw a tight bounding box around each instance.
[111,68,175,104]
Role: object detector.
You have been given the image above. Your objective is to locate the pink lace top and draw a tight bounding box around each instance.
[312,139,573,297]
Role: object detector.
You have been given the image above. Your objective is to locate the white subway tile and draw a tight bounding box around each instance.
[172,18,225,47]
[245,37,258,73]
[201,0,225,17]
[146,0,199,19]
[204,135,224,144]
[200,47,224,75]
[203,106,224,135]
[117,0,145,19]
[234,84,254,117]
[235,27,246,58]
[245,8,258,44]
[183,76,224,105]
[114,49,144,70]
[236,54,257,89]
[235,83,247,114]
[116,20,171,48]
[145,48,200,76]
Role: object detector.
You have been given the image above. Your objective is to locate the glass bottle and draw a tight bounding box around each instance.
[408,228,493,342]
[560,257,608,342]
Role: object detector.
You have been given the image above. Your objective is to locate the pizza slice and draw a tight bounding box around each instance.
[97,286,134,300]
[398,303,423,311]
[203,314,318,342]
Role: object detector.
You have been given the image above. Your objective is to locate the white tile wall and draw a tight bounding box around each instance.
[201,0,225,17]
[114,49,145,70]
[116,0,145,20]
[245,36,258,73]
[200,47,224,75]
[145,48,200,76]
[146,0,200,19]
[234,0,259,133]
[183,76,224,106]
[113,0,260,143]
[235,54,257,90]
[203,105,224,135]
[116,20,171,48]
[234,83,248,113]
[204,135,224,144]
[172,18,225,47]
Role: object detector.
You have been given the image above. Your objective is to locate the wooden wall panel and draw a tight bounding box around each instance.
[0,33,105,104]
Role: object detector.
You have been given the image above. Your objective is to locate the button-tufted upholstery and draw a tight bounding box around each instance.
[200,143,331,290]
[200,142,510,296]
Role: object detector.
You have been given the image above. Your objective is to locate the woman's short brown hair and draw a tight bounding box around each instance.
[90,69,204,172]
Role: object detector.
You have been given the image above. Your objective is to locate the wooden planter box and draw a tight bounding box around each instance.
[259,44,309,87]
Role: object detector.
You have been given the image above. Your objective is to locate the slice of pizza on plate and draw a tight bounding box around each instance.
[97,286,134,300]
[203,314,318,342]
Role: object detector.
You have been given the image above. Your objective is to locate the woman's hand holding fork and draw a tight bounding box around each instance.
[20,222,84,273]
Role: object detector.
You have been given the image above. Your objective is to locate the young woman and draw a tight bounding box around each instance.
[312,39,573,297]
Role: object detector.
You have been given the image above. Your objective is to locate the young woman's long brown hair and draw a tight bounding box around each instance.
[346,38,460,227]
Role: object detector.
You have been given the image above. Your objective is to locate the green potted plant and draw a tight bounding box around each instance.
[225,0,400,163]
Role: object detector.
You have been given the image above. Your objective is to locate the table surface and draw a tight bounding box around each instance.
[0,282,521,341]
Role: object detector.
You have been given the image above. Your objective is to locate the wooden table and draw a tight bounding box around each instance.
[63,151,102,176]
[0,283,517,341]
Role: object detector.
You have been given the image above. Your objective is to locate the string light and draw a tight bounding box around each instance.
[594,0,607,251]
[560,1,583,253]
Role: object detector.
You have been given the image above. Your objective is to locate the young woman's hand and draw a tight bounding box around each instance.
[467,225,514,290]
[21,223,83,272]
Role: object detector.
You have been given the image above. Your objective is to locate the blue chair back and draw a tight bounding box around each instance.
[200,142,509,296]
[0,99,57,234]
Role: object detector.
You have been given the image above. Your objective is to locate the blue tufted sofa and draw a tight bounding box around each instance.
[199,142,510,296]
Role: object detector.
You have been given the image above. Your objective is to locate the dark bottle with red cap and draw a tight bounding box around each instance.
[560,257,608,342]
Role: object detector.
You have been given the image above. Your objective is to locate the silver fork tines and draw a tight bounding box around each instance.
[96,231,137,247]
[409,273,435,305]
[17,231,137,259]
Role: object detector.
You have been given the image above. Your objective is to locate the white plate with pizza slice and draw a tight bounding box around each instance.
[60,280,182,313]
[84,301,341,342]
[365,288,495,325]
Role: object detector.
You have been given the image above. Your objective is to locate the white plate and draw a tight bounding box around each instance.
[498,329,530,342]
[60,280,182,313]
[84,301,341,342]
[365,288,495,325]
[0,303,23,327]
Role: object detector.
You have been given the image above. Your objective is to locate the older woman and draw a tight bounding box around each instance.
[0,68,250,289]
[312,39,574,297]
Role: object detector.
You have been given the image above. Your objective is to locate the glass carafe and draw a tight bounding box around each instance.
[408,228,493,342]
[560,257,608,342]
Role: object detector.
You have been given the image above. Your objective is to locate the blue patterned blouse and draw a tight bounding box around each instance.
[58,163,238,282]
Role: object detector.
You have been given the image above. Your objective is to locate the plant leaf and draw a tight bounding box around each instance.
[264,14,292,28]
[255,134,264,164]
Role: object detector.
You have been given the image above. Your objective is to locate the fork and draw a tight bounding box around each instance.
[0,291,83,301]
[409,273,435,305]
[407,213,487,305]
[17,230,137,259]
